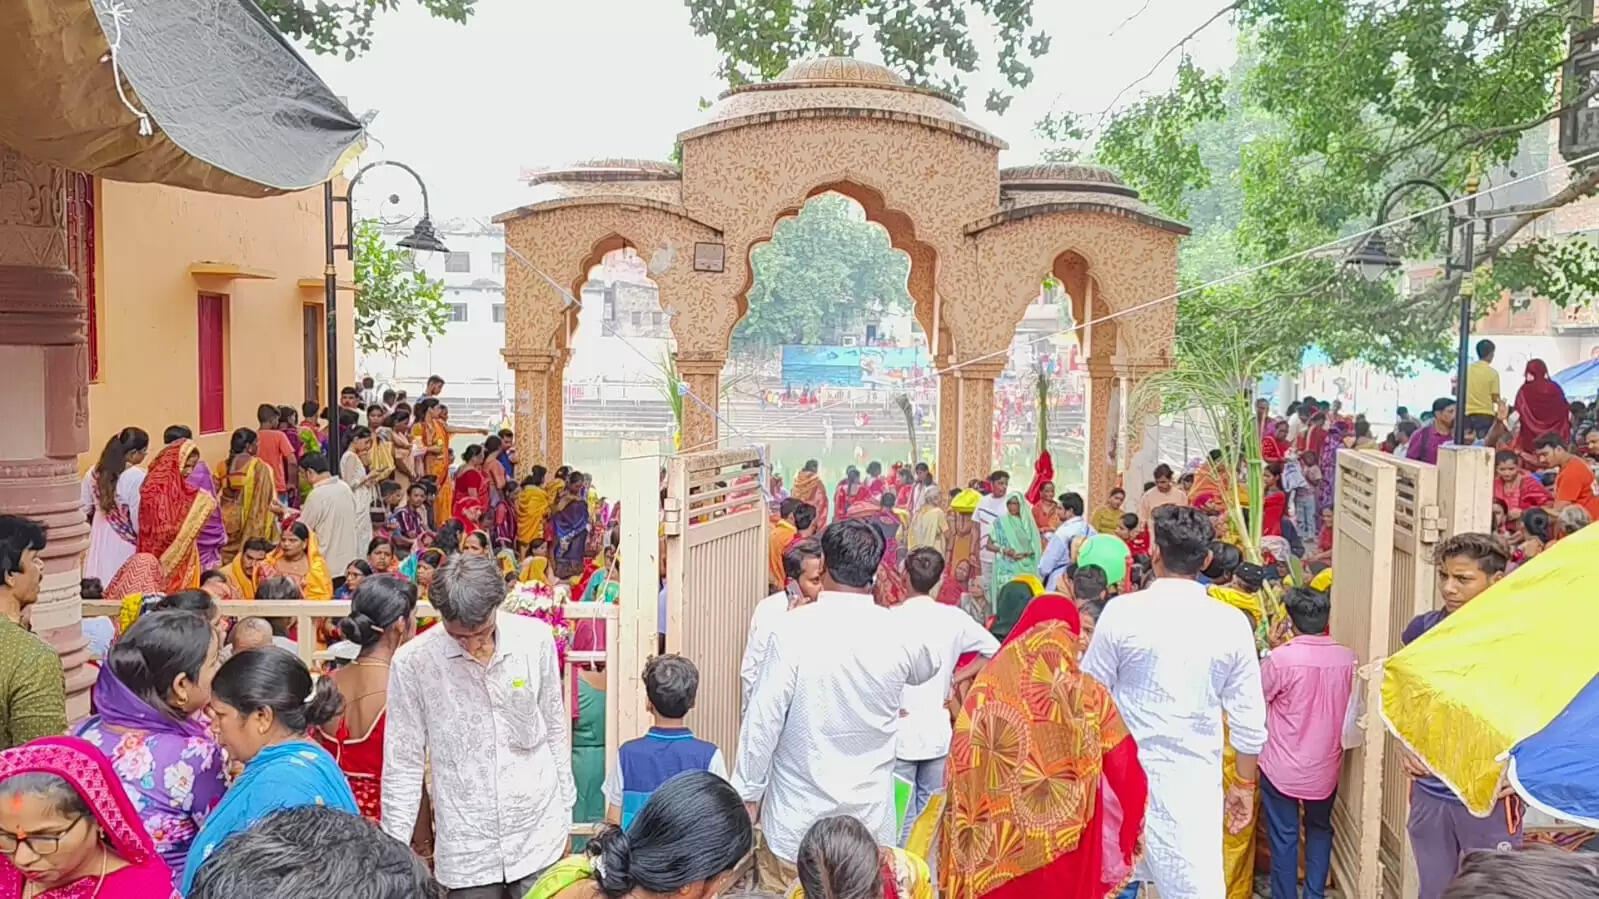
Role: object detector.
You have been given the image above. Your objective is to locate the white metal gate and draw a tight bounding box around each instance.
[1329,450,1398,899]
[662,447,769,764]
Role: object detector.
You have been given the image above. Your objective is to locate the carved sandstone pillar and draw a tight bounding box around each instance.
[936,359,959,487]
[544,349,568,469]
[674,353,724,454]
[954,360,1005,485]
[1084,358,1119,510]
[504,349,561,472]
[0,147,92,719]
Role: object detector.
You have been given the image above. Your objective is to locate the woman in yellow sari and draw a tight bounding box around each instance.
[135,440,218,593]
[257,521,333,600]
[413,399,451,523]
[516,469,552,554]
[216,427,282,564]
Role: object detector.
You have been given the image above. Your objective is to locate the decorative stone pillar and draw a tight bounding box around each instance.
[954,359,1005,485]
[544,349,568,470]
[674,353,724,454]
[1083,358,1119,510]
[0,147,92,719]
[935,360,959,487]
[504,348,561,472]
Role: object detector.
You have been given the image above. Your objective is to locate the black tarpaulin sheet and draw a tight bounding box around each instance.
[0,0,363,196]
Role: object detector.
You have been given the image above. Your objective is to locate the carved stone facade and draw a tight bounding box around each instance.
[0,145,92,718]
[498,58,1185,487]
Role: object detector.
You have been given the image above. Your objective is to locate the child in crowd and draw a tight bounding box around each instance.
[1257,587,1357,899]
[893,548,999,845]
[1117,512,1150,556]
[1402,533,1518,899]
[603,654,726,829]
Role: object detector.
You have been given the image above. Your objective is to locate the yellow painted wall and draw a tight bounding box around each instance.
[83,180,355,471]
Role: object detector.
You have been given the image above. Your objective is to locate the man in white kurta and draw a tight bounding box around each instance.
[734,520,938,884]
[1082,505,1267,899]
[383,555,575,897]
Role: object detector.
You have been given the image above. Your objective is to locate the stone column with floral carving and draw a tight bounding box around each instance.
[0,147,93,718]
[674,353,724,454]
[954,359,1005,485]
[543,348,568,470]
[1083,357,1120,511]
[504,348,561,473]
[935,357,960,486]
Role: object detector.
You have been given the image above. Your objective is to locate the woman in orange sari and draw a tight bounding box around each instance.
[215,428,282,564]
[941,595,1147,899]
[791,460,829,532]
[413,399,451,523]
[136,441,218,593]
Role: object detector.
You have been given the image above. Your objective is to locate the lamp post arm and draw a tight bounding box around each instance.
[341,160,436,260]
[1373,178,1457,226]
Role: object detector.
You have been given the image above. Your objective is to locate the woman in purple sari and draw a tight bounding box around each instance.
[1316,419,1350,516]
[73,609,225,888]
[550,474,591,581]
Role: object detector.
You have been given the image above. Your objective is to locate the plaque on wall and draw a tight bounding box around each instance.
[693,242,725,273]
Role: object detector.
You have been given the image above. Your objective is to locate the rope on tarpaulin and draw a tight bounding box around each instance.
[95,0,153,136]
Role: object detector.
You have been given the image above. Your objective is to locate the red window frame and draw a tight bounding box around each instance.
[197,293,227,434]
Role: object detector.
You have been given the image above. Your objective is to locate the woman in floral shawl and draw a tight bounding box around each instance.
[984,492,1041,596]
[941,596,1147,899]
[136,441,218,594]
[0,736,182,898]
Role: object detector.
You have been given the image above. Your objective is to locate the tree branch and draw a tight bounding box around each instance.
[1093,1,1243,124]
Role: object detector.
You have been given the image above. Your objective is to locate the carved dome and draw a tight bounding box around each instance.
[776,57,907,87]
[681,56,1004,149]
[525,158,680,185]
[978,160,1187,235]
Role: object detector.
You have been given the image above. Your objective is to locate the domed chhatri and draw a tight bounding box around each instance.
[1000,164,1138,198]
[775,57,907,87]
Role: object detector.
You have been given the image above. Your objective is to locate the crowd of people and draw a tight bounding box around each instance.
[3,365,1599,898]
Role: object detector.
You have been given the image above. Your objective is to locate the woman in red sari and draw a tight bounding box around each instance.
[136,440,218,594]
[941,595,1147,899]
[833,466,868,522]
[0,736,181,897]
[1513,358,1571,463]
[1493,449,1551,523]
[450,444,491,528]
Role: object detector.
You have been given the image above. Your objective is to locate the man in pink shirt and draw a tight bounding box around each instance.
[1258,586,1357,899]
[252,403,298,503]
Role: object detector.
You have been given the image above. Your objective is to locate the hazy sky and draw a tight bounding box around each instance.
[308,0,1236,220]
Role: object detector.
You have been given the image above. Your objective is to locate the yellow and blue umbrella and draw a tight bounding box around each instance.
[1380,524,1599,817]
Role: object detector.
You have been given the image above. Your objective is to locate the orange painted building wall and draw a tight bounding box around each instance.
[82,179,355,471]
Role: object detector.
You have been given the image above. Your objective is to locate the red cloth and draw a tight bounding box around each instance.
[1025,450,1055,505]
[1261,435,1288,464]
[1003,592,1081,646]
[1261,490,1288,537]
[452,467,489,527]
[1494,473,1552,514]
[311,710,387,822]
[1513,359,1571,454]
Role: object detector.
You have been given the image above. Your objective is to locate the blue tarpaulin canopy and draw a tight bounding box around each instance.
[1506,673,1599,828]
[1552,359,1599,402]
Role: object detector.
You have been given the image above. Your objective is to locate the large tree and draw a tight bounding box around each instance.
[684,0,1048,113]
[734,193,913,348]
[259,0,476,59]
[1065,1,1599,374]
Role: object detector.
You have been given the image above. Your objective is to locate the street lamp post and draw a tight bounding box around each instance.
[322,162,448,468]
[1347,175,1481,446]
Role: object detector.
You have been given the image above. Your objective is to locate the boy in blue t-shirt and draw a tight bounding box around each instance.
[602,654,727,828]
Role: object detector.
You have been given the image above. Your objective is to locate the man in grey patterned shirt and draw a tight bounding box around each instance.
[733,519,938,892]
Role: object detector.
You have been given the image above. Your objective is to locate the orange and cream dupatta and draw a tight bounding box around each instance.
[136,441,218,593]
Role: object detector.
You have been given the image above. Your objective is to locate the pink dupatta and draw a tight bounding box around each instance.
[0,737,178,898]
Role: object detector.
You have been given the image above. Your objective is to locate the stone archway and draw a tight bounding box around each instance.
[497,60,1185,486]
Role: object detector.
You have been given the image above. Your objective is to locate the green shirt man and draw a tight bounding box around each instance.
[0,515,67,749]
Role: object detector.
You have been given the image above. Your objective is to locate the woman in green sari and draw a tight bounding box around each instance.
[985,492,1041,597]
[523,770,753,899]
